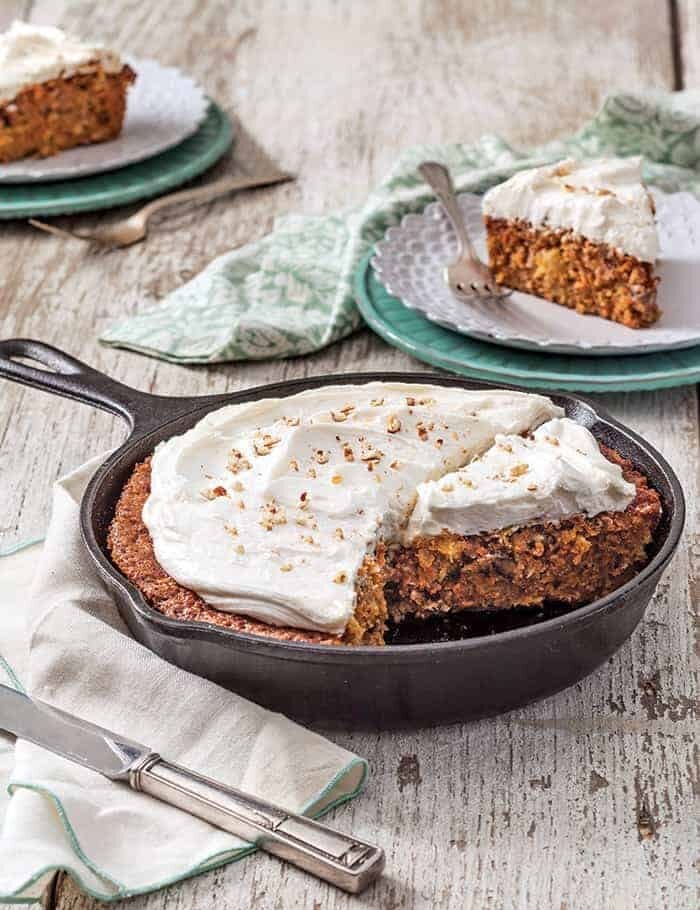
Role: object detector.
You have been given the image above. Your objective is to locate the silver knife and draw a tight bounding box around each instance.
[0,684,384,894]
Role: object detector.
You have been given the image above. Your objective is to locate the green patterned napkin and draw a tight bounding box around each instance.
[101,91,700,364]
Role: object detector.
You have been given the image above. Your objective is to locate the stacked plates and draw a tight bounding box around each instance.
[356,191,700,391]
[0,59,233,219]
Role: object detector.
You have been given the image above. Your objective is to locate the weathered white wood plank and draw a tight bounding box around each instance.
[0,2,696,909]
[678,0,700,88]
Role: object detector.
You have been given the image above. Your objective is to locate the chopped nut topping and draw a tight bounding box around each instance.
[360,445,384,466]
[253,434,281,456]
[386,415,401,433]
[307,466,318,479]
[441,483,454,493]
[406,396,416,406]
[498,442,514,453]
[334,527,345,540]
[202,486,227,500]
[236,544,246,555]
[330,404,355,423]
[301,535,316,546]
[331,473,343,484]
[314,449,330,464]
[232,480,244,492]
[280,563,293,572]
[510,463,529,477]
[289,458,300,472]
[237,499,246,510]
[342,442,355,462]
[284,416,300,426]
[389,460,401,470]
[418,397,436,406]
[259,499,287,531]
[333,571,348,584]
[299,491,311,510]
[416,422,429,441]
[435,438,444,448]
[228,449,252,473]
[224,524,238,537]
[546,435,560,447]
[370,397,384,407]
[459,477,475,488]
[527,483,539,492]
[295,516,311,527]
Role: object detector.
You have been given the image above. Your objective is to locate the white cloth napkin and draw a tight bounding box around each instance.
[0,457,367,903]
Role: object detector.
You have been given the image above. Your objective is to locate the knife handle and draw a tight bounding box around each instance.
[130,755,384,894]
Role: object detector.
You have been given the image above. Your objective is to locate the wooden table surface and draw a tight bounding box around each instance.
[1,2,697,908]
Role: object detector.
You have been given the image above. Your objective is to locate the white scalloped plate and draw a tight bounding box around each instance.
[371,190,700,356]
[0,58,208,183]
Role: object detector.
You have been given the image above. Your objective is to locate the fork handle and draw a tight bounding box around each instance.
[138,172,294,221]
[418,161,478,260]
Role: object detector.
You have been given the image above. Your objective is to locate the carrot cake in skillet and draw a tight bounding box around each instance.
[107,384,662,646]
[0,21,135,163]
[482,157,660,328]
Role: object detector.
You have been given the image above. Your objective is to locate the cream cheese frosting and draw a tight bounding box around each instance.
[143,383,562,634]
[0,21,123,104]
[482,157,658,262]
[406,417,636,540]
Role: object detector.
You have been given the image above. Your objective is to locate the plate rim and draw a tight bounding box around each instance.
[0,100,233,219]
[371,190,700,358]
[356,250,700,392]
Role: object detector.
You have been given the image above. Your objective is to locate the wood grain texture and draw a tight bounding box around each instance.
[0,2,696,909]
[677,0,700,88]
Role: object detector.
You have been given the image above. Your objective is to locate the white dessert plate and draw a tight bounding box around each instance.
[371,190,700,356]
[0,58,208,183]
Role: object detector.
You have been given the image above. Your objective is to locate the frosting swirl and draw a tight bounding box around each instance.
[407,417,636,540]
[482,157,658,262]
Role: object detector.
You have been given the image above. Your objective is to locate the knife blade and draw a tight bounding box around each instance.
[0,684,384,894]
[0,683,149,779]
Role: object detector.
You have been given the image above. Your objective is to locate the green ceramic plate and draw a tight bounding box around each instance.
[355,251,700,392]
[0,101,232,219]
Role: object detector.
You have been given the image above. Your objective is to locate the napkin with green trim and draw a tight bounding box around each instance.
[100,90,700,364]
[0,457,367,904]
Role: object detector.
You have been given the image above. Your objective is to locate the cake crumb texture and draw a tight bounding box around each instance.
[485,216,660,328]
[382,448,661,622]
[0,64,135,163]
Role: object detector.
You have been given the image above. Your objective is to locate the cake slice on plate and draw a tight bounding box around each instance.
[0,21,135,163]
[482,157,660,328]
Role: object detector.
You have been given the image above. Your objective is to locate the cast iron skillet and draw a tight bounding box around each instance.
[0,339,685,729]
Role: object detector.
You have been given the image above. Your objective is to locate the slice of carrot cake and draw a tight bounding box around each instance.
[107,383,662,646]
[482,158,660,328]
[0,21,135,163]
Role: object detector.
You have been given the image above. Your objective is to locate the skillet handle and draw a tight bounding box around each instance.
[0,338,177,433]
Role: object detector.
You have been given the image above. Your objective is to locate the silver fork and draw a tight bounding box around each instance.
[418,161,511,301]
[28,171,294,252]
